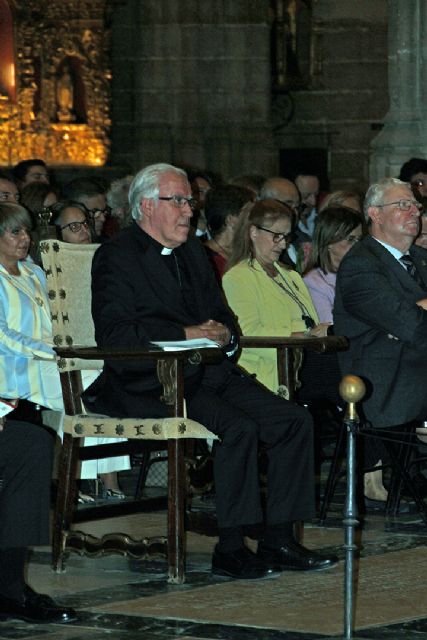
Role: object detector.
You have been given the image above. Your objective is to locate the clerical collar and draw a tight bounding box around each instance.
[135,225,176,255]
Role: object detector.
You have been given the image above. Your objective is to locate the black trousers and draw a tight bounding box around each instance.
[187,367,315,528]
[85,362,315,530]
[0,421,53,548]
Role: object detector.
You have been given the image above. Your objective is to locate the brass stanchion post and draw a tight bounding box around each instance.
[339,375,365,640]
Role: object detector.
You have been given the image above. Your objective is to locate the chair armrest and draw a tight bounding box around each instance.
[54,345,224,413]
[239,335,348,400]
[240,335,348,353]
[54,345,223,364]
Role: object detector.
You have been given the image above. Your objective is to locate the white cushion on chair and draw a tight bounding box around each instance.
[63,413,218,441]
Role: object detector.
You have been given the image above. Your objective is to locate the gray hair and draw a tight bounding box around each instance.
[0,202,32,235]
[364,177,409,221]
[129,163,187,221]
[107,175,134,209]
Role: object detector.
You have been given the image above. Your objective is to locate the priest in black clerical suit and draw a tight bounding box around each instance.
[334,177,427,429]
[84,163,337,579]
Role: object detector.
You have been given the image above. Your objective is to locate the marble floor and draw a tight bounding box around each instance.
[1,479,427,639]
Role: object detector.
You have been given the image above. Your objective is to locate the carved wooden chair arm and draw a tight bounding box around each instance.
[240,335,348,352]
[54,345,223,364]
[53,345,223,413]
[239,335,348,401]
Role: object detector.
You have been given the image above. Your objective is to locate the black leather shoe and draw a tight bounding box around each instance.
[257,540,339,572]
[0,586,77,624]
[212,544,280,580]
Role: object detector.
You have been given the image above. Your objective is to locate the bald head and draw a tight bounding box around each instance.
[259,177,300,212]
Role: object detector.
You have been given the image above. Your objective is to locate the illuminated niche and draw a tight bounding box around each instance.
[0,0,115,166]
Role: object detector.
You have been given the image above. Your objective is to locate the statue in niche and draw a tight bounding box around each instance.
[56,63,76,122]
[271,0,312,91]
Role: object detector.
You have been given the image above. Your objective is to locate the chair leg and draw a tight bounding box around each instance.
[167,438,186,584]
[383,431,427,524]
[134,448,152,500]
[386,435,410,514]
[52,433,79,572]
[319,421,346,524]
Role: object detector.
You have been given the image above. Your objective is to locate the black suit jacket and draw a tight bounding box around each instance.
[83,223,238,417]
[334,234,427,427]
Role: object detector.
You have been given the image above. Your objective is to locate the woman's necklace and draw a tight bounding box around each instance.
[263,264,315,330]
[258,259,278,278]
[4,264,20,276]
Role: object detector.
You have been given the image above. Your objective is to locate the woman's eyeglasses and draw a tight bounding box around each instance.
[256,225,291,244]
[60,220,90,233]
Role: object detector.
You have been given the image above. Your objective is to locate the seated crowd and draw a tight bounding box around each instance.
[1,155,427,624]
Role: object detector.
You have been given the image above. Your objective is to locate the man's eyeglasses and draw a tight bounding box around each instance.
[376,199,422,212]
[28,172,49,181]
[256,225,291,243]
[272,198,300,213]
[85,206,112,219]
[158,195,196,210]
[60,220,90,233]
[0,191,20,202]
[411,179,426,188]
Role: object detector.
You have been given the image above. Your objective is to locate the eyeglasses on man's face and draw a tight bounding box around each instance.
[411,179,427,188]
[28,172,49,182]
[158,195,196,210]
[85,205,112,219]
[256,225,291,244]
[376,199,422,212]
[0,191,20,202]
[60,219,90,233]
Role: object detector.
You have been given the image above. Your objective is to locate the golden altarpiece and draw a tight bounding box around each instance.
[0,0,116,166]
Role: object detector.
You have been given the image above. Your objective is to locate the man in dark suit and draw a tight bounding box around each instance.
[335,177,427,426]
[0,417,76,623]
[334,177,427,498]
[84,163,337,580]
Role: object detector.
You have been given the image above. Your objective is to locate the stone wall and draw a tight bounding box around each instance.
[110,0,276,179]
[274,0,388,191]
[110,0,389,188]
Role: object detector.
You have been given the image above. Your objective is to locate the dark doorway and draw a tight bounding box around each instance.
[279,147,329,191]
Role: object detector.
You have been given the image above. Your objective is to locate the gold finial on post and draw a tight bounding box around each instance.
[339,375,365,421]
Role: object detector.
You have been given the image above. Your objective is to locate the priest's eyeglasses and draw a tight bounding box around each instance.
[158,195,196,210]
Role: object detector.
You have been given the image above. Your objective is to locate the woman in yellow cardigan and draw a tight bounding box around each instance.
[222,199,329,394]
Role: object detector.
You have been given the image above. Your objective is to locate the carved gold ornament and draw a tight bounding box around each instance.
[0,1,116,166]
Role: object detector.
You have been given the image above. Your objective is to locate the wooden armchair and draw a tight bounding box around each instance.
[40,239,219,584]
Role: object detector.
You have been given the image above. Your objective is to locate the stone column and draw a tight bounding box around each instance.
[369,0,427,180]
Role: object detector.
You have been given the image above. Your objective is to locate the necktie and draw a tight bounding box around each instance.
[400,254,424,287]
